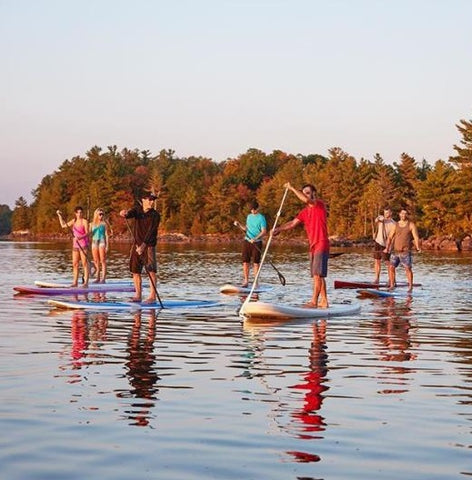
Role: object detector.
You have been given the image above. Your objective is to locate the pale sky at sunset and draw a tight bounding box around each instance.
[1,0,471,208]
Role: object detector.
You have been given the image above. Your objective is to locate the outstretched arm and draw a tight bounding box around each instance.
[273,218,301,235]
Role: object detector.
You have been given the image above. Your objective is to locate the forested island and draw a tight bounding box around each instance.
[2,117,471,251]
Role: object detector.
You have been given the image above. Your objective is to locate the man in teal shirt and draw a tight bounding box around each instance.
[234,201,267,287]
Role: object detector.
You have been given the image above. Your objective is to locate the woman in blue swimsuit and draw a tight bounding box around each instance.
[89,208,110,283]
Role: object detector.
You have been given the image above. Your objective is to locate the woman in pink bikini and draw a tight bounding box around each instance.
[57,206,90,287]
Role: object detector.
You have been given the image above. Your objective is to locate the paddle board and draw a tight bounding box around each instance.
[334,280,421,289]
[356,288,412,299]
[219,283,273,294]
[34,279,133,288]
[48,298,220,311]
[240,300,361,320]
[14,284,135,295]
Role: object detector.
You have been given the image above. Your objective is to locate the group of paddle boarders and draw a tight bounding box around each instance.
[373,207,421,292]
[57,185,421,307]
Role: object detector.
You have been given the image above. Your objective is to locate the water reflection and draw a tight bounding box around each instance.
[242,320,329,465]
[118,310,160,427]
[370,296,417,395]
[286,320,328,464]
[58,310,109,383]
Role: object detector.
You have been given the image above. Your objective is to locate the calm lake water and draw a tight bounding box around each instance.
[1,239,472,480]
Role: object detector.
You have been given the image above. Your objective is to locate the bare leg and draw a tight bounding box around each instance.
[92,248,100,282]
[146,271,157,302]
[132,273,142,301]
[99,246,107,282]
[405,266,413,292]
[242,262,249,287]
[308,275,329,308]
[71,249,79,287]
[253,263,260,287]
[80,250,89,287]
[388,264,396,290]
[374,258,381,283]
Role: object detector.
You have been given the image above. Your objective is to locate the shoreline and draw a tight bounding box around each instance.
[3,232,472,251]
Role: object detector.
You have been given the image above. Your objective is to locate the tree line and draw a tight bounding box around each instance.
[5,117,472,243]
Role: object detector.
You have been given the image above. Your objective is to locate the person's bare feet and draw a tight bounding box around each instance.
[303,301,318,309]
[144,297,157,304]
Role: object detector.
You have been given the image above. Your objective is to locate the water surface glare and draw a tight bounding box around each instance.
[1,240,472,479]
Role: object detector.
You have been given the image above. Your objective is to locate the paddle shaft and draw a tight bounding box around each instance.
[240,187,290,316]
[233,221,286,286]
[125,217,164,308]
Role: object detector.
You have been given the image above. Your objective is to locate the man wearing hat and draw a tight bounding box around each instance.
[120,192,161,303]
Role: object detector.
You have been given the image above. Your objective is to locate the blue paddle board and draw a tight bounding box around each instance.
[356,288,413,298]
[48,298,220,311]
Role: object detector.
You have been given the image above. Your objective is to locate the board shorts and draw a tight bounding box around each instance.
[242,240,262,264]
[129,245,157,274]
[390,252,412,269]
[373,241,390,261]
[309,251,329,278]
[91,239,106,249]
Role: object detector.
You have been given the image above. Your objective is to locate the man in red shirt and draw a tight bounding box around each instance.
[274,182,330,308]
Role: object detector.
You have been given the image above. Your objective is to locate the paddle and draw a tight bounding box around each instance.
[329,252,344,258]
[239,186,290,317]
[56,210,96,280]
[124,218,164,309]
[233,221,286,286]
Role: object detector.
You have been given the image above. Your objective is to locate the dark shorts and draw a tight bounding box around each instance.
[242,240,262,264]
[309,252,329,278]
[373,241,390,261]
[129,245,157,274]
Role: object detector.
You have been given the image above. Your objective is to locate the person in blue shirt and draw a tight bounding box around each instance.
[234,201,267,287]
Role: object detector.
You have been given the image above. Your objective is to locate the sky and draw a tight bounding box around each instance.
[1,0,471,208]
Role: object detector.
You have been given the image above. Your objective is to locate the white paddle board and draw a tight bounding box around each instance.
[240,300,361,320]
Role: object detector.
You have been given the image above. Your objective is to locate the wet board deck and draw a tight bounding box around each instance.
[240,301,361,320]
[34,279,133,288]
[219,284,273,294]
[48,298,220,311]
[334,280,421,289]
[14,284,135,295]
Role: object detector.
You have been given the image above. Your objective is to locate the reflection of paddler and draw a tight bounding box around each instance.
[289,321,329,435]
[70,310,88,366]
[373,296,417,363]
[122,310,160,427]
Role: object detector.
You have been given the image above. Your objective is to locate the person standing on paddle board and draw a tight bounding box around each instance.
[89,208,110,284]
[273,182,330,308]
[120,192,161,303]
[234,201,267,288]
[384,208,421,292]
[373,207,396,284]
[56,206,91,287]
